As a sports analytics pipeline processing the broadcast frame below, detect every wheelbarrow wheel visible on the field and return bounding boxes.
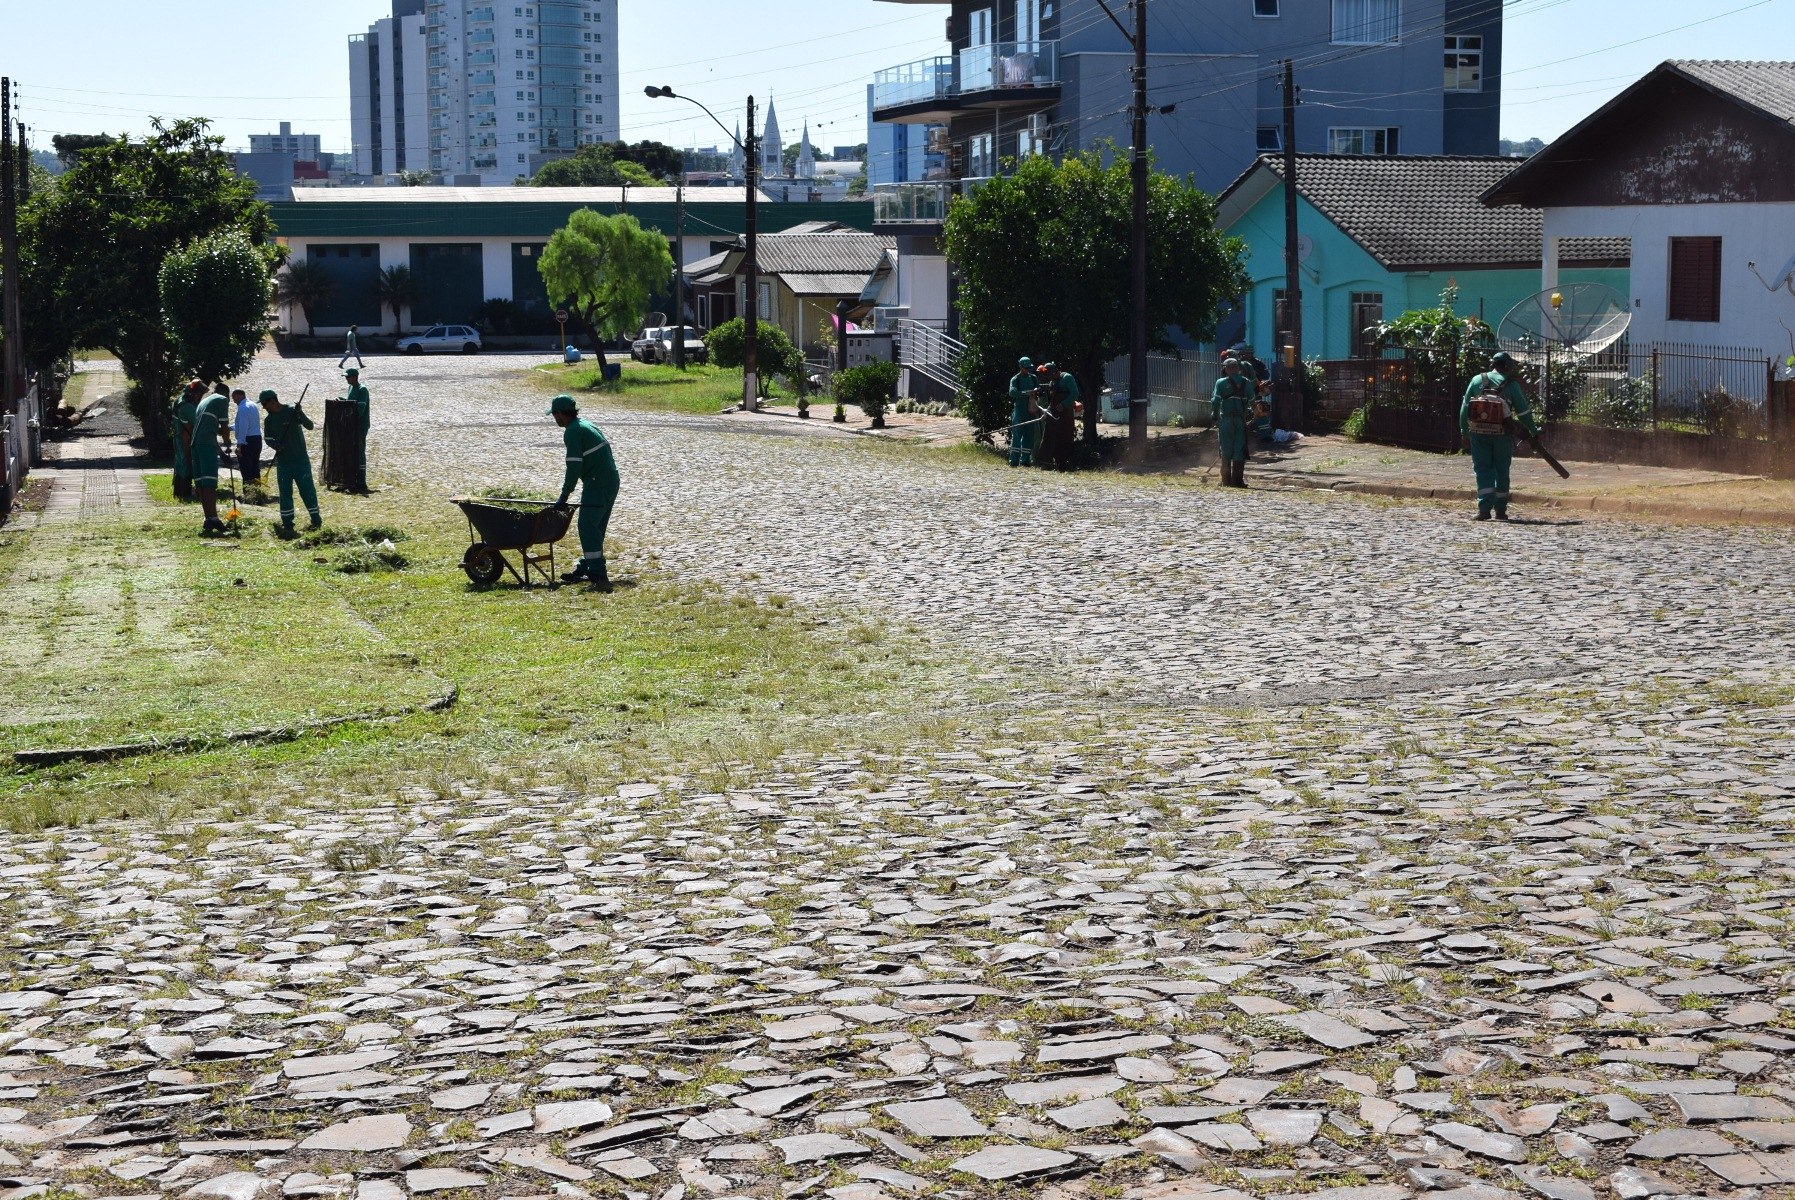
[461,543,504,586]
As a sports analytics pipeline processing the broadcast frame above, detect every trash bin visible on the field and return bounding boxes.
[321,398,364,491]
[601,363,622,383]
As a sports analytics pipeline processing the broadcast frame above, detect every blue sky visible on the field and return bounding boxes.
[13,0,1794,162]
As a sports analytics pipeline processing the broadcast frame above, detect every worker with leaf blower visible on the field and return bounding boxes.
[261,389,323,536]
[1460,350,1539,521]
[550,394,619,591]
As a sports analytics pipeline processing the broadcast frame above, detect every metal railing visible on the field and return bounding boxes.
[872,57,953,110]
[1097,352,1222,425]
[872,181,954,225]
[897,318,966,394]
[1,382,43,529]
[959,40,1060,94]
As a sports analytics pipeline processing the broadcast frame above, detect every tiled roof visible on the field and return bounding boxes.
[749,232,896,276]
[1227,155,1629,270]
[1670,60,1795,124]
[779,272,880,297]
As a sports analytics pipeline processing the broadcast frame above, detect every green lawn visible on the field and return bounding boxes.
[531,359,803,414]
[0,473,940,831]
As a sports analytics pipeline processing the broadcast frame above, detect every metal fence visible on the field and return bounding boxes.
[1,381,43,525]
[1097,351,1222,426]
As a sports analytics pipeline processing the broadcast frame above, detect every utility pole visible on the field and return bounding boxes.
[1278,59,1304,432]
[1,78,19,406]
[673,171,687,370]
[743,94,760,412]
[1126,0,1150,461]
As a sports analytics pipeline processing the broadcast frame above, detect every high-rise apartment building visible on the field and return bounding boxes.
[251,122,324,163]
[422,0,620,185]
[349,0,430,178]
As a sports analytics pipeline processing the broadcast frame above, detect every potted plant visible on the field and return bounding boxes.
[833,361,901,429]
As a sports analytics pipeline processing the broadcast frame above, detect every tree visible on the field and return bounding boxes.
[22,118,272,455]
[782,143,802,176]
[530,144,657,188]
[158,229,275,384]
[847,172,869,199]
[377,265,421,335]
[398,170,436,186]
[609,139,683,181]
[275,260,336,338]
[51,133,114,169]
[944,151,1249,443]
[705,317,803,391]
[537,209,673,369]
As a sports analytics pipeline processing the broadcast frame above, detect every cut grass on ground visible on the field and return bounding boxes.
[0,473,947,832]
[532,360,801,414]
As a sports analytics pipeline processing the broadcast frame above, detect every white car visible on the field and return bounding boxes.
[398,325,483,355]
[650,326,709,364]
[630,326,667,362]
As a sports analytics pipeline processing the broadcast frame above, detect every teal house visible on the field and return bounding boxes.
[1215,156,1630,360]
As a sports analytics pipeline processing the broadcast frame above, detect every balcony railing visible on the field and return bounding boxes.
[873,57,952,110]
[960,41,1059,94]
[872,181,953,225]
[873,41,1059,112]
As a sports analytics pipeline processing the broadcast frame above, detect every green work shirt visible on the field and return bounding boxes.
[264,405,314,465]
[192,394,227,443]
[345,383,371,435]
[1049,373,1079,415]
[561,418,619,499]
[1460,372,1538,437]
[172,395,200,468]
[1211,374,1255,421]
[1008,371,1039,415]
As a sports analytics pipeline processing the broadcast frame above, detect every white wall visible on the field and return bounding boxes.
[895,254,951,327]
[1544,201,1795,358]
[349,35,374,178]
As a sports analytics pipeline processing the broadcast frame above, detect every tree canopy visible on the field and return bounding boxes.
[529,141,677,187]
[158,229,276,385]
[943,151,1249,442]
[51,133,114,169]
[22,118,273,454]
[537,209,673,367]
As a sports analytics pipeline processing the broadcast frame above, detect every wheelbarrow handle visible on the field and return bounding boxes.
[451,495,579,507]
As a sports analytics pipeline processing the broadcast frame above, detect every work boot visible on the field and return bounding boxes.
[561,560,591,585]
[278,522,297,539]
[308,514,324,530]
[1475,509,1492,521]
[1495,509,1511,522]
[590,557,613,594]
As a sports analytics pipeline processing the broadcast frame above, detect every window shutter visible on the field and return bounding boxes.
[1668,237,1721,323]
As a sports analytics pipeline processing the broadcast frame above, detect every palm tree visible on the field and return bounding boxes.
[275,261,335,337]
[378,265,421,336]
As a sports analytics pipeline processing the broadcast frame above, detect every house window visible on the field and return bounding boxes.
[1332,0,1399,44]
[1350,292,1384,358]
[1256,126,1283,153]
[1255,0,1279,15]
[1445,35,1483,92]
[1329,126,1400,155]
[1668,236,1722,323]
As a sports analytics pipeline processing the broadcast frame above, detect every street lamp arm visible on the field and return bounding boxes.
[645,86,742,152]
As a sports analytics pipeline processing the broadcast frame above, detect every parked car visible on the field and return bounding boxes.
[630,325,667,362]
[398,325,483,355]
[647,326,708,364]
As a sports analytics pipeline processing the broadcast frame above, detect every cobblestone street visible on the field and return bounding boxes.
[3,354,1794,1200]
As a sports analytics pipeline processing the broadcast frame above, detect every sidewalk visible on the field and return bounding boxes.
[15,362,149,528]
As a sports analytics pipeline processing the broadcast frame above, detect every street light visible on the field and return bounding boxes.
[647,85,760,411]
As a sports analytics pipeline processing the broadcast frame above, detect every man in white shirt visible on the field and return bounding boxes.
[232,388,264,485]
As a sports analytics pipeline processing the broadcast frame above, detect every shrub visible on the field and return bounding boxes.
[1571,371,1652,430]
[703,318,803,389]
[1342,405,1369,442]
[834,361,901,421]
[1699,384,1752,437]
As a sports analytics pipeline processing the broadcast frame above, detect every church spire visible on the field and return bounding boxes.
[798,120,815,179]
[762,97,782,178]
[730,120,744,179]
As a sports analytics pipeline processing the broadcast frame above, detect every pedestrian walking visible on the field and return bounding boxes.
[338,324,365,370]
[1460,350,1539,521]
[549,394,620,591]
[1212,357,1254,488]
[171,381,203,501]
[1006,356,1041,467]
[343,367,371,492]
[232,388,263,485]
[260,389,323,535]
[1043,362,1079,472]
[189,384,232,535]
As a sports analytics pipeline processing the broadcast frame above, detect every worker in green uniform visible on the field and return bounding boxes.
[344,368,371,493]
[189,383,232,535]
[1460,350,1538,521]
[550,394,620,591]
[1006,356,1040,467]
[260,389,322,535]
[171,380,203,501]
[1044,362,1079,471]
[1211,357,1254,488]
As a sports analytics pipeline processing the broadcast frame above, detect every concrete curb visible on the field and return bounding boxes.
[1261,471,1795,527]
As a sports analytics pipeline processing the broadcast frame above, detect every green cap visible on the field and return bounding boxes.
[344,367,359,378]
[258,389,278,404]
[1491,351,1517,370]
[548,394,577,416]
[1018,356,1033,371]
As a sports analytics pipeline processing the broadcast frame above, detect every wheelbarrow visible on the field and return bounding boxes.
[452,496,576,587]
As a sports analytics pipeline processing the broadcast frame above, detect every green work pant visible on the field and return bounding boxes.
[1468,433,1513,514]
[577,479,618,562]
[190,440,219,489]
[1008,404,1037,466]
[277,456,321,527]
[1216,416,1248,463]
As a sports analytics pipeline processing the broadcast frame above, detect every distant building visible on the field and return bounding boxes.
[250,122,322,163]
[831,145,859,161]
[349,0,430,178]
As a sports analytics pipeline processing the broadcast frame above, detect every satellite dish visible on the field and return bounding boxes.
[1497,284,1631,362]
[1297,234,1315,263]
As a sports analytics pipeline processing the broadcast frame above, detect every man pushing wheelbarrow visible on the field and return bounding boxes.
[549,394,619,591]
